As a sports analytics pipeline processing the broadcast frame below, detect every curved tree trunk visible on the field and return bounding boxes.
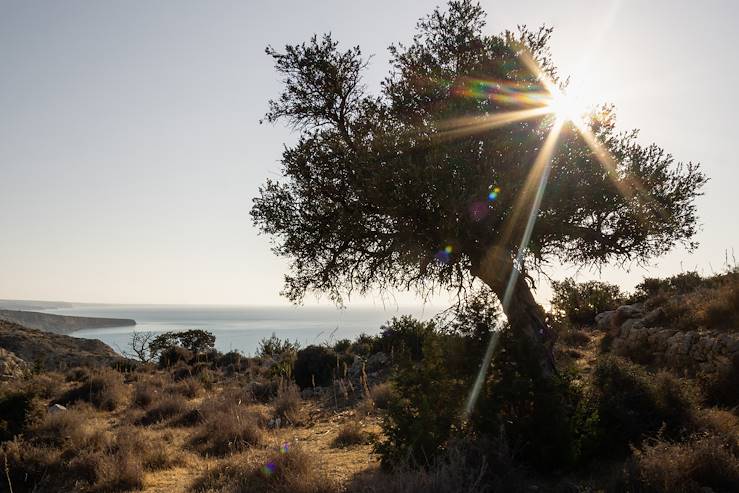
[472,247,557,379]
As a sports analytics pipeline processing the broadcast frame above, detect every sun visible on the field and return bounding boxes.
[545,82,594,129]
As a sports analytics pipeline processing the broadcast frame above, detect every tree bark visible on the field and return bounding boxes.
[472,247,557,379]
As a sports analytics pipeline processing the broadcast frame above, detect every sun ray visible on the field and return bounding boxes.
[463,118,565,419]
[434,107,551,141]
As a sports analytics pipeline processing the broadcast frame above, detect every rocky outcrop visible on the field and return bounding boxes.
[598,303,739,376]
[0,320,121,370]
[0,347,28,379]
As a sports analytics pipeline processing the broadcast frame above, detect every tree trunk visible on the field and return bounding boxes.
[472,247,557,379]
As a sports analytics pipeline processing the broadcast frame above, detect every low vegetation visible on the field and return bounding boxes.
[1,270,737,492]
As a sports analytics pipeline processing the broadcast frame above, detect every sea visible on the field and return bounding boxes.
[38,304,439,356]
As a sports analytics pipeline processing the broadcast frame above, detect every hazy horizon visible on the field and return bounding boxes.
[2,0,737,306]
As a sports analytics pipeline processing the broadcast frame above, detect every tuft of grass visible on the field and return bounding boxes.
[133,381,157,407]
[190,407,263,456]
[274,382,301,424]
[190,445,337,493]
[166,377,202,399]
[332,421,367,448]
[138,394,189,425]
[623,434,739,492]
[58,368,127,411]
[369,382,395,410]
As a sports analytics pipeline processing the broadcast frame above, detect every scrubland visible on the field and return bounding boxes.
[1,269,737,492]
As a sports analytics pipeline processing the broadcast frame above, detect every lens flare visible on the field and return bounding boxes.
[435,245,454,264]
[261,461,277,477]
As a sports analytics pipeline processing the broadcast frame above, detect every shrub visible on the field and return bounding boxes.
[58,369,127,411]
[133,382,157,407]
[369,382,395,410]
[191,408,263,456]
[550,278,624,326]
[701,354,739,407]
[65,367,91,382]
[158,346,193,368]
[0,390,44,442]
[634,271,706,299]
[591,355,700,453]
[275,382,301,424]
[349,333,379,356]
[191,445,337,493]
[24,372,65,400]
[1,438,61,491]
[348,441,520,493]
[166,378,202,399]
[376,316,436,362]
[250,378,279,403]
[30,407,89,447]
[257,333,300,359]
[333,339,352,353]
[622,434,739,492]
[293,345,337,389]
[377,330,470,467]
[472,330,598,470]
[138,394,189,425]
[332,421,366,448]
[216,350,244,368]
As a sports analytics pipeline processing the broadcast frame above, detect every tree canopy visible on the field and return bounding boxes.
[252,1,706,373]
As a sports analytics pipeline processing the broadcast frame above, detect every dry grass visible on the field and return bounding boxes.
[345,447,494,493]
[2,414,180,492]
[659,270,739,333]
[275,382,301,424]
[59,368,128,411]
[624,434,739,492]
[190,408,264,456]
[189,392,266,456]
[133,381,158,407]
[138,394,189,425]
[166,378,202,399]
[190,445,338,493]
[369,382,395,410]
[332,421,367,448]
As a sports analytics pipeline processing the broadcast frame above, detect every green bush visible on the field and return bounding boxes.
[257,333,300,359]
[591,355,699,454]
[376,316,436,362]
[332,339,352,353]
[293,345,337,389]
[472,329,598,470]
[377,330,470,467]
[349,333,379,356]
[0,390,44,443]
[550,278,624,326]
[377,301,597,472]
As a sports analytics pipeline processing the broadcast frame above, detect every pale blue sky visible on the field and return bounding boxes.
[1,0,737,306]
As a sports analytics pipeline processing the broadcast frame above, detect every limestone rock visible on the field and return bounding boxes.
[0,347,28,380]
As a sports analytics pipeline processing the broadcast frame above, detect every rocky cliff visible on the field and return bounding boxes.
[0,320,121,371]
[0,309,135,335]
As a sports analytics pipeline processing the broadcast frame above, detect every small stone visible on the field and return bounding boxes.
[48,404,67,414]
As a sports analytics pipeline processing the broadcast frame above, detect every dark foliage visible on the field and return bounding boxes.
[590,355,700,454]
[550,278,624,326]
[293,345,337,389]
[376,316,437,362]
[0,391,43,443]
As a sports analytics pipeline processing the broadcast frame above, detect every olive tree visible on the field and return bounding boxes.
[252,1,706,377]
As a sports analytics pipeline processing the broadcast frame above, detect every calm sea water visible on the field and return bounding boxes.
[42,305,437,356]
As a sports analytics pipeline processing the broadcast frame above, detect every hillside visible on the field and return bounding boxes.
[0,320,121,370]
[0,309,135,335]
